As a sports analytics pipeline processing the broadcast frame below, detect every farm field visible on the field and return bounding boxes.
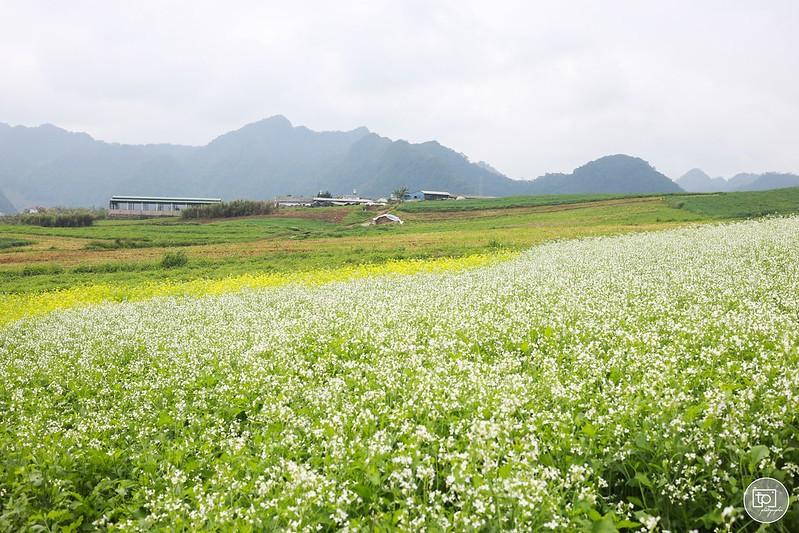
[4,1,797,530]
[0,195,695,297]
[2,189,799,530]
[2,189,799,300]
[0,192,722,322]
[1,216,798,530]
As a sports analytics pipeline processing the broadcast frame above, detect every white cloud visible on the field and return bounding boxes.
[0,0,796,179]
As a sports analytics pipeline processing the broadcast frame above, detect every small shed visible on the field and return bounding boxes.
[372,213,404,225]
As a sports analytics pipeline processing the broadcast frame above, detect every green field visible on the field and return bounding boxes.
[3,188,799,296]
[2,189,799,530]
[2,215,798,531]
[665,187,799,217]
[394,192,645,212]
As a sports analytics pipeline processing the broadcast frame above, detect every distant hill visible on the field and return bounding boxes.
[0,189,15,214]
[527,155,682,194]
[1,117,694,207]
[676,168,799,193]
[675,169,730,193]
[727,173,760,190]
[475,160,505,176]
[737,172,799,191]
[0,117,532,207]
[0,121,197,208]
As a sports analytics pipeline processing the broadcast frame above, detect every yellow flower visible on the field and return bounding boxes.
[0,251,516,326]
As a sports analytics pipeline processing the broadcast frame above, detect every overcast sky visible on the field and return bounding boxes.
[1,1,797,179]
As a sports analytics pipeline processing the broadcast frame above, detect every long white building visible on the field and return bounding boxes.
[108,196,222,217]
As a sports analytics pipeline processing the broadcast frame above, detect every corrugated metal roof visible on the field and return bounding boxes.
[110,196,222,203]
[313,197,375,204]
[274,196,315,202]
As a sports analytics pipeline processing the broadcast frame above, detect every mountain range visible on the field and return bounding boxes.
[0,117,532,209]
[0,115,740,211]
[676,168,799,193]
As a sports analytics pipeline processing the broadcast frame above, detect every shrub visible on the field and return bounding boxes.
[84,238,152,250]
[181,200,274,219]
[18,211,97,227]
[20,264,64,276]
[72,261,150,274]
[160,251,188,269]
[0,238,34,249]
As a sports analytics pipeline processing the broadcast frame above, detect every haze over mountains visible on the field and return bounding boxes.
[526,155,681,195]
[0,116,530,209]
[676,168,799,193]
[0,115,794,212]
[0,189,14,215]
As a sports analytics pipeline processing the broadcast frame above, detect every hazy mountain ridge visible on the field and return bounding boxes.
[526,155,682,194]
[675,169,730,193]
[0,116,699,208]
[0,189,15,214]
[676,168,799,193]
[0,117,532,207]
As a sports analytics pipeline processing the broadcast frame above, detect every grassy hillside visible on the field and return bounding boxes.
[399,186,799,216]
[395,193,643,212]
[666,186,799,218]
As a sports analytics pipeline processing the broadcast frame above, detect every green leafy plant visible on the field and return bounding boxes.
[160,251,188,268]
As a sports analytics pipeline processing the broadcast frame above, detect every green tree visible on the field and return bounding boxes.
[392,187,409,203]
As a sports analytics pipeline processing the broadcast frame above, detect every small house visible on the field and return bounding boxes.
[372,213,403,225]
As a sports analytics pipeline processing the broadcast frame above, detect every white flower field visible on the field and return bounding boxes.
[1,217,798,531]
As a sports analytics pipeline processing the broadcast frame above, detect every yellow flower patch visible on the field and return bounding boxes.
[0,251,516,326]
